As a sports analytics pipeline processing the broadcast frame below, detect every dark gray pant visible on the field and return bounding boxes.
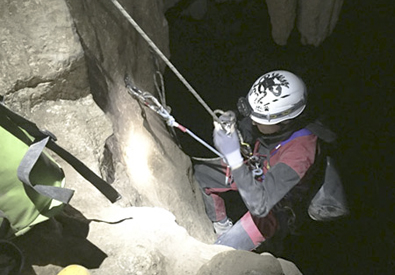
[194,158,278,251]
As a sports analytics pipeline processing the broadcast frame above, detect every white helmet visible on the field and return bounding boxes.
[238,70,307,125]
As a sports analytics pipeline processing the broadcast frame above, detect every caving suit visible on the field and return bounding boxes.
[194,117,333,250]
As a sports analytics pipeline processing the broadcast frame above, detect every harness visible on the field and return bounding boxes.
[269,128,312,156]
[224,128,313,184]
[248,128,313,179]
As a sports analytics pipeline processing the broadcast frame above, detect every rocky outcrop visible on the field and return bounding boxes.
[197,250,302,275]
[0,0,89,105]
[165,0,343,46]
[297,0,344,46]
[63,0,215,241]
[266,0,344,46]
[265,0,297,46]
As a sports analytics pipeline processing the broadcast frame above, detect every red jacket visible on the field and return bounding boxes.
[232,125,317,218]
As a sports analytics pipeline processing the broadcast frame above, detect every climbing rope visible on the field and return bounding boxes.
[110,0,222,126]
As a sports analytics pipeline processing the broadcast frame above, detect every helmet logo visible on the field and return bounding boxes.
[252,73,290,98]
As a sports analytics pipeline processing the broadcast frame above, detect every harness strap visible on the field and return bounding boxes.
[271,128,313,156]
[251,128,313,170]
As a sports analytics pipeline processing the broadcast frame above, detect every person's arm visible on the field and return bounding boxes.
[232,135,317,217]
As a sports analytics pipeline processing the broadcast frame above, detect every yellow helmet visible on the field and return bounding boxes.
[57,265,90,275]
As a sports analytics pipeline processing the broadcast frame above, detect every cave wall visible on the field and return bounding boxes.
[166,0,344,46]
[0,0,90,106]
[1,0,214,243]
[63,0,215,241]
[266,0,344,46]
[1,0,228,273]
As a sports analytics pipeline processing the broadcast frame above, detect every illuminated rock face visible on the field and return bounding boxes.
[0,0,220,274]
[1,0,213,236]
[63,0,214,242]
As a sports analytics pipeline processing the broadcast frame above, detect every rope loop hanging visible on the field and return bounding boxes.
[150,48,168,111]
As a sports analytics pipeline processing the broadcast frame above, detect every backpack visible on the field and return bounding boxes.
[268,124,349,237]
[0,101,121,238]
[305,122,349,222]
[307,155,349,222]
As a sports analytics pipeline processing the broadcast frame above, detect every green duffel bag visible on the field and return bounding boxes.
[0,113,73,237]
[0,101,121,238]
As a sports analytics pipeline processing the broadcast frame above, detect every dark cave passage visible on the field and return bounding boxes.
[164,0,392,274]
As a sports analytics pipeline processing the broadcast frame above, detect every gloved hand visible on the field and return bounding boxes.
[213,111,243,169]
[216,110,236,134]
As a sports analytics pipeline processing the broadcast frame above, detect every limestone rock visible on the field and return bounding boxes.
[86,206,232,275]
[197,250,282,275]
[164,0,343,46]
[197,250,303,275]
[297,0,344,46]
[265,0,343,46]
[27,95,114,217]
[163,0,183,11]
[1,0,220,273]
[64,0,215,243]
[182,0,208,20]
[0,0,89,102]
[266,0,298,46]
[14,206,231,275]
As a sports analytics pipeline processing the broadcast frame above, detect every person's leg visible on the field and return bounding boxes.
[215,211,278,251]
[194,158,237,222]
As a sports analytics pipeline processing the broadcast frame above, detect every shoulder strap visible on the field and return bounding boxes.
[279,128,312,147]
[271,128,313,156]
[0,103,121,203]
[17,136,74,204]
[306,120,337,143]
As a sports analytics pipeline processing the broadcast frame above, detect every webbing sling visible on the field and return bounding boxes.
[17,136,74,204]
[0,103,121,203]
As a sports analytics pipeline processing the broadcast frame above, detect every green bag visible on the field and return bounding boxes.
[0,101,121,238]
[0,114,72,237]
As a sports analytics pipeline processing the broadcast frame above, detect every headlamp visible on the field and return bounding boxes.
[237,97,306,122]
[237,97,251,117]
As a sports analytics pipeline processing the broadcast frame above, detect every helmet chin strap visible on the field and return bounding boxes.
[277,115,309,135]
[254,118,298,138]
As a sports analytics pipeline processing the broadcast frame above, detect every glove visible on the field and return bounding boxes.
[216,110,236,134]
[213,111,243,168]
